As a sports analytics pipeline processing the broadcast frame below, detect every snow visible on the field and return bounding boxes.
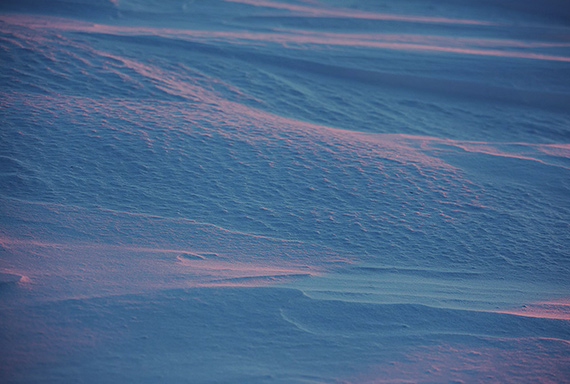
[1,0,569,382]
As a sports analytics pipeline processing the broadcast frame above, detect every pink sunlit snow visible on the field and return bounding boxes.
[1,0,569,383]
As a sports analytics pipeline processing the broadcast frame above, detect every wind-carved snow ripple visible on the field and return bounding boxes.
[1,16,569,285]
[1,7,570,384]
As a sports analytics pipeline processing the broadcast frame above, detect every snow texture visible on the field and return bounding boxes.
[1,0,569,383]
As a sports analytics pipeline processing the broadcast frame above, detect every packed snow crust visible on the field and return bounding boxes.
[1,0,569,383]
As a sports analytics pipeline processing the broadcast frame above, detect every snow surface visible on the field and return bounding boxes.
[1,0,569,382]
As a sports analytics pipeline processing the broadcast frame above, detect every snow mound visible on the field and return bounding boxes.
[0,272,23,285]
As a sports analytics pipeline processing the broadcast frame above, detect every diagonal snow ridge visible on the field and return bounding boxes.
[1,1,570,382]
[223,0,497,25]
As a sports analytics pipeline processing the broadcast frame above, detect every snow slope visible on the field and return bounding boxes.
[1,0,569,382]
